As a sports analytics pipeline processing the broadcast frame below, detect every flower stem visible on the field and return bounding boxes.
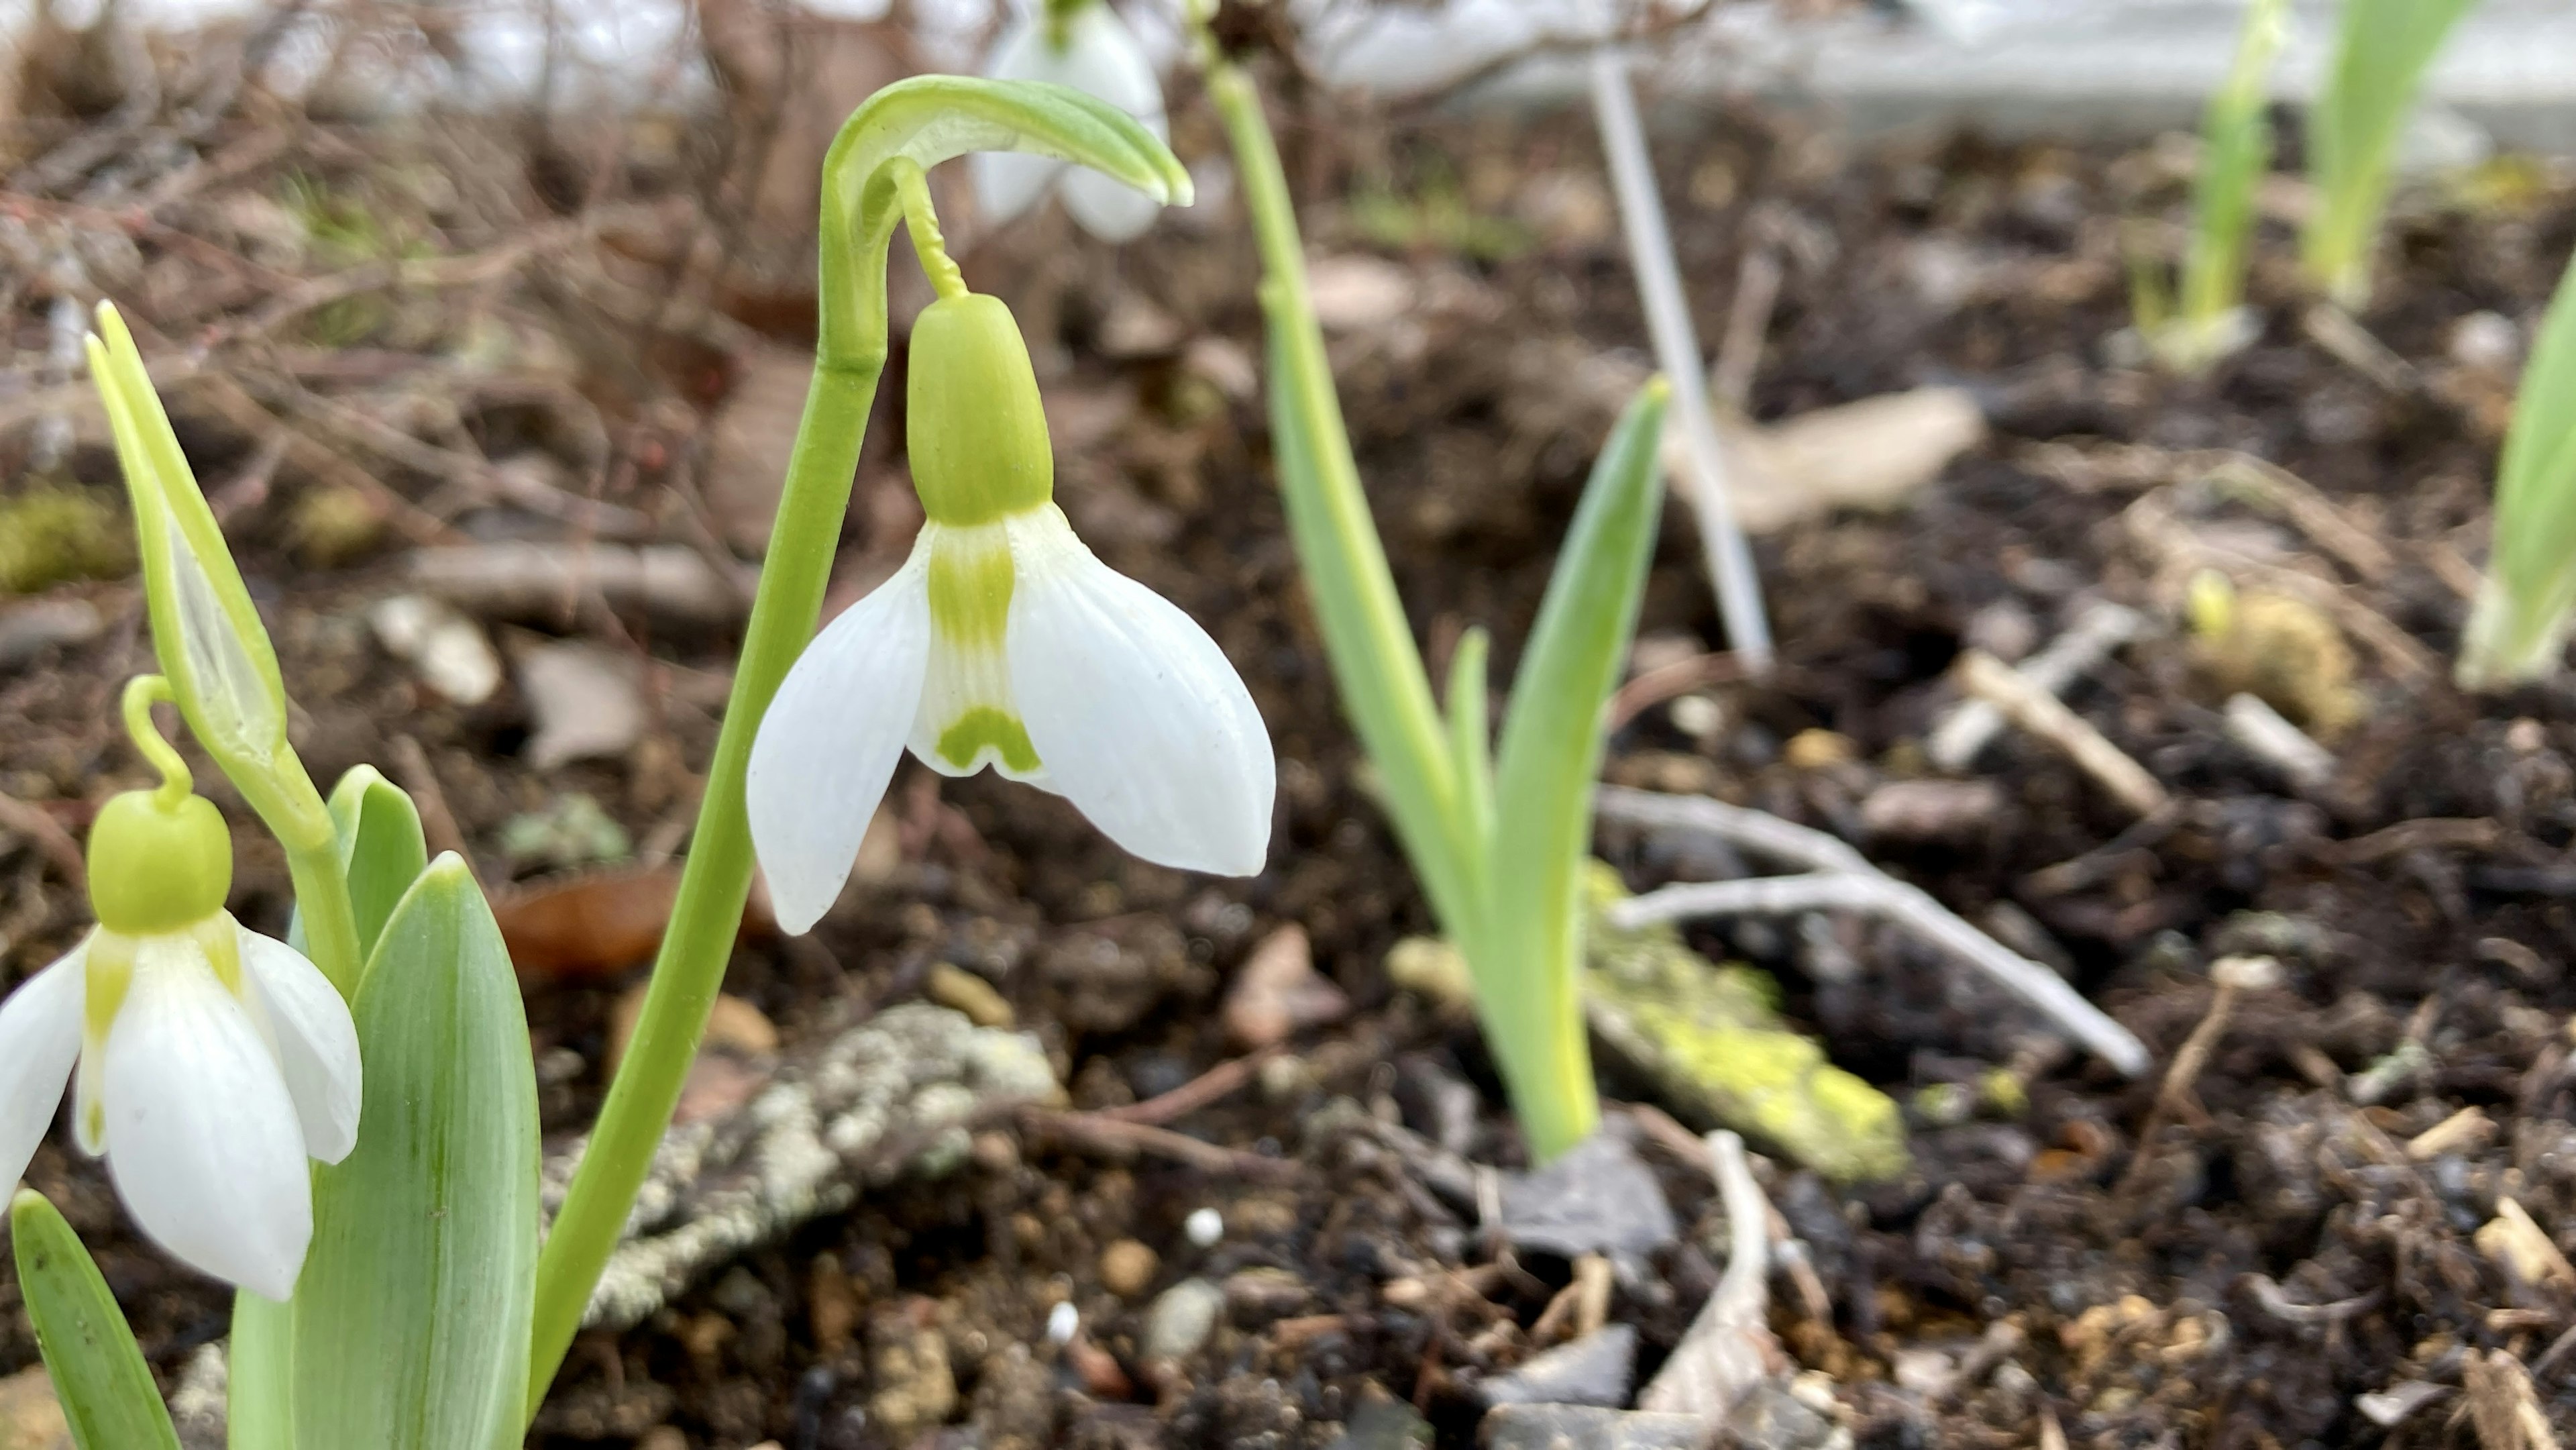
[890,159,968,303]
[119,676,191,809]
[522,338,881,1420]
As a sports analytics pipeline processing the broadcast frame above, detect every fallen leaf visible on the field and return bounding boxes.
[369,593,502,705]
[513,639,646,770]
[1222,924,1350,1048]
[1669,386,1987,534]
[1307,256,1417,332]
[493,865,680,981]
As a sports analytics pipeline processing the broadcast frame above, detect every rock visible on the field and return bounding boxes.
[513,639,646,770]
[368,593,502,705]
[1725,1380,1839,1450]
[1479,1403,1705,1450]
[0,1367,66,1450]
[1478,1325,1639,1408]
[1500,1134,1677,1263]
[1308,256,1418,331]
[926,963,1014,1029]
[1329,1400,1434,1450]
[1224,1267,1310,1318]
[1223,924,1352,1048]
[866,1299,957,1443]
[1860,779,2003,841]
[637,1431,687,1450]
[1141,1278,1226,1362]
[0,597,103,672]
[1099,1239,1159,1298]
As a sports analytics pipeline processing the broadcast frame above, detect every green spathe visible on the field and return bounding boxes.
[85,790,230,936]
[909,293,1054,526]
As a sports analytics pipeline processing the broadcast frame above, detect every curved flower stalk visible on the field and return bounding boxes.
[0,678,359,1301]
[975,0,1168,241]
[750,289,1273,931]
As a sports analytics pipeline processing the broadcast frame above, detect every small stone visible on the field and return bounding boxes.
[1480,1403,1704,1450]
[0,1367,66,1450]
[1222,924,1350,1048]
[1383,935,1472,1011]
[1781,728,1856,770]
[1185,1206,1224,1247]
[1860,778,2002,841]
[1327,1399,1433,1450]
[1223,1267,1309,1318]
[926,962,1014,1029]
[1099,1239,1159,1298]
[1478,1324,1638,1408]
[866,1300,956,1443]
[1046,1300,1080,1345]
[1499,1135,1677,1260]
[1725,1379,1839,1450]
[809,1254,859,1355]
[1141,1278,1226,1362]
[2451,310,2521,371]
[637,1431,688,1450]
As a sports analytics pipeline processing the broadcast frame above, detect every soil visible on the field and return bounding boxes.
[5,13,2576,1450]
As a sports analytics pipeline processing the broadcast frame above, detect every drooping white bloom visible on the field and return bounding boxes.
[0,916,360,1300]
[747,291,1274,934]
[974,0,1168,242]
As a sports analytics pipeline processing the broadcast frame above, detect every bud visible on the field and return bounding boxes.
[907,293,1055,527]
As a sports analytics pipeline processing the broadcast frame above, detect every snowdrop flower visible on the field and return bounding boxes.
[0,776,359,1300]
[974,0,1167,242]
[749,290,1274,933]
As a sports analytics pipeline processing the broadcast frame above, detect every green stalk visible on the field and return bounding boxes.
[523,77,1187,1411]
[1207,61,1477,931]
[2302,0,2480,309]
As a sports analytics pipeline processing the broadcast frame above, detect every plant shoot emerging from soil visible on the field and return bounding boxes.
[2130,0,2285,374]
[1189,10,1674,1163]
[2460,244,2576,688]
[2301,0,2480,309]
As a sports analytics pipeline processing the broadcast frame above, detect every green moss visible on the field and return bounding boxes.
[0,485,130,594]
[1582,862,1910,1182]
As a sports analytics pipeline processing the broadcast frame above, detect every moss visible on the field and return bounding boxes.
[1583,862,1910,1182]
[0,485,129,594]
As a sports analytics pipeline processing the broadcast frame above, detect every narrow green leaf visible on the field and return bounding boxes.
[2462,243,2576,686]
[289,853,539,1450]
[324,766,429,965]
[2303,0,2481,306]
[1482,379,1673,1161]
[2167,0,2286,360]
[8,1191,182,1450]
[1445,626,1494,862]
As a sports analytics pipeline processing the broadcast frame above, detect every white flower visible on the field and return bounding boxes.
[747,501,1275,933]
[974,1,1168,242]
[0,916,361,1300]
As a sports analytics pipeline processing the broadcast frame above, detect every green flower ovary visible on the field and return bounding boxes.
[86,788,232,936]
[907,293,1055,528]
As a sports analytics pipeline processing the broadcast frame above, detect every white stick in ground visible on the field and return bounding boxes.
[1586,39,1774,676]
[2223,692,2337,792]
[1928,601,2145,772]
[1596,786,2153,1077]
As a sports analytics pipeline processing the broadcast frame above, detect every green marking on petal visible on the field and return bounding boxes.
[936,707,1042,773]
[928,532,1014,646]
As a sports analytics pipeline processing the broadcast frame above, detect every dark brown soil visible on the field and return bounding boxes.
[5,13,2576,1449]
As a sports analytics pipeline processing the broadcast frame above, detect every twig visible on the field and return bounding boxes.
[1711,246,1781,409]
[2223,692,2337,791]
[1639,1130,1780,1419]
[1927,601,2145,772]
[2299,303,2418,397]
[2333,817,2503,864]
[1597,787,2152,1076]
[1021,1109,1301,1183]
[1954,648,2170,819]
[2241,1274,2382,1326]
[2118,955,2279,1194]
[2465,1348,2562,1450]
[1605,651,1748,732]
[1095,1047,1280,1126]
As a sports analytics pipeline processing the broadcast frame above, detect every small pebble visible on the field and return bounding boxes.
[1046,1300,1080,1345]
[1185,1206,1224,1247]
[2451,309,2522,370]
[925,962,1014,1028]
[1099,1239,1159,1298]
[1141,1278,1225,1361]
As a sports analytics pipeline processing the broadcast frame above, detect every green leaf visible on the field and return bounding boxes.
[2302,0,2480,305]
[2166,0,2286,362]
[288,853,540,1450]
[1481,379,1673,1161]
[324,766,429,966]
[1445,626,1495,861]
[7,1191,182,1450]
[817,76,1189,368]
[2462,243,2576,686]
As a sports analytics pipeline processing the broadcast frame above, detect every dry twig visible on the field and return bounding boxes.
[1954,648,2169,819]
[1926,600,2145,772]
[1638,1131,1781,1419]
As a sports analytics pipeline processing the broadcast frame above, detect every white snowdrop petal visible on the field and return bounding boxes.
[973,150,1064,231]
[237,925,362,1165]
[747,546,936,935]
[102,938,313,1300]
[1060,169,1164,244]
[1004,507,1275,876]
[0,943,86,1188]
[1057,5,1166,123]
